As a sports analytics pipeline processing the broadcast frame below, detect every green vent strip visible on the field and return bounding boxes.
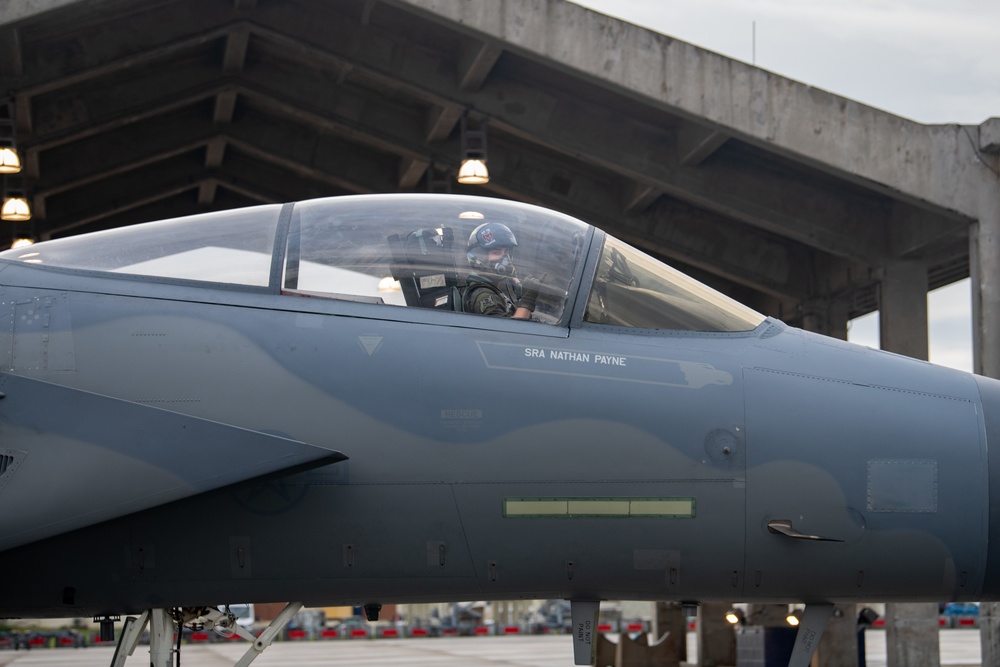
[504,497,695,519]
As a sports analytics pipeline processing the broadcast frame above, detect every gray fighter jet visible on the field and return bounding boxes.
[0,193,994,667]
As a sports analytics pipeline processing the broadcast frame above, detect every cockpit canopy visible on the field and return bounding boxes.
[0,194,765,332]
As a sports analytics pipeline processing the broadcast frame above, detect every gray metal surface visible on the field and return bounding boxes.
[0,194,997,667]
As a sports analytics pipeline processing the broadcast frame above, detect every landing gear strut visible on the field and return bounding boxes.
[109,602,303,667]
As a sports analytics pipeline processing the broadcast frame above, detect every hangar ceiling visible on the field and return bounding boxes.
[0,0,973,327]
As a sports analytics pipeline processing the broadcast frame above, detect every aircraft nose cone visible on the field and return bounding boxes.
[975,374,1000,599]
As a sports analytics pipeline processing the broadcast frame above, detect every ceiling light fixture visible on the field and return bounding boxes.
[1,194,31,222]
[1,102,30,221]
[0,107,20,174]
[457,114,489,185]
[0,147,20,174]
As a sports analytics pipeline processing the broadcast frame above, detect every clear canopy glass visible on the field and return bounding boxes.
[0,194,766,332]
[584,235,766,332]
[283,194,589,324]
[0,205,282,286]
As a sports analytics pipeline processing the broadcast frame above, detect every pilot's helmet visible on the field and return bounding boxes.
[467,222,517,276]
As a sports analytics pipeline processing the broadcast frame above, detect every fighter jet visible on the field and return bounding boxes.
[0,193,994,667]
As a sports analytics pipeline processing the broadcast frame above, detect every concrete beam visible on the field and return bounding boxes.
[458,38,502,91]
[8,0,890,306]
[622,182,660,215]
[48,186,262,239]
[33,106,217,192]
[361,0,377,25]
[17,6,956,268]
[24,66,424,172]
[981,117,1000,154]
[197,180,217,204]
[43,153,209,235]
[213,88,239,124]
[15,22,232,115]
[222,25,250,74]
[205,163,311,203]
[225,116,400,193]
[27,69,857,301]
[21,63,223,140]
[248,11,904,262]
[0,0,82,26]
[426,104,462,142]
[477,137,825,299]
[676,121,728,167]
[204,137,227,168]
[398,156,430,188]
[212,148,353,201]
[391,0,986,223]
[21,80,220,154]
[42,144,350,237]
[11,3,235,89]
[0,27,22,77]
[889,201,969,259]
[33,106,383,234]
[237,82,434,163]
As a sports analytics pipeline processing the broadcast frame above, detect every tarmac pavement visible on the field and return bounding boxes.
[0,630,985,666]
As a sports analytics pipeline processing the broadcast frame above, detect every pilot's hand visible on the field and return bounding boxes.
[517,273,546,312]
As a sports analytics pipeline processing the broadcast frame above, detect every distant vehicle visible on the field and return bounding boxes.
[226,604,254,628]
[942,602,979,616]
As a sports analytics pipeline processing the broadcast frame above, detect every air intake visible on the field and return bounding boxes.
[0,450,25,492]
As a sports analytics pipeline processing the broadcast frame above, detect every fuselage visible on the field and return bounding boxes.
[0,194,995,618]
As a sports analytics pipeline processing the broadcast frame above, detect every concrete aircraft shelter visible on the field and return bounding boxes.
[2,0,1000,362]
[3,1,1000,664]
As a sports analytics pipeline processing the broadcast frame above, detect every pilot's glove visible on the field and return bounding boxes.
[516,274,546,312]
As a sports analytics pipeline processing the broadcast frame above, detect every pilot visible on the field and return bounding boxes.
[463,222,541,319]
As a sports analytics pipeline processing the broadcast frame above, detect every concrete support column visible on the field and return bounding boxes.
[494,600,531,629]
[696,603,735,667]
[884,603,940,667]
[982,605,1000,667]
[404,603,432,626]
[878,259,938,667]
[879,260,929,360]
[974,117,1000,666]
[653,601,686,662]
[801,300,850,340]
[973,118,1000,375]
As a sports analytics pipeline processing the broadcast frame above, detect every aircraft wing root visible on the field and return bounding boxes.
[0,373,344,552]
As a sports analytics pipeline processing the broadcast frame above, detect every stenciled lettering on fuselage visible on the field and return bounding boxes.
[476,341,732,389]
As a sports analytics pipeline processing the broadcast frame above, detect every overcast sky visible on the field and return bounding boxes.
[572,0,998,371]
